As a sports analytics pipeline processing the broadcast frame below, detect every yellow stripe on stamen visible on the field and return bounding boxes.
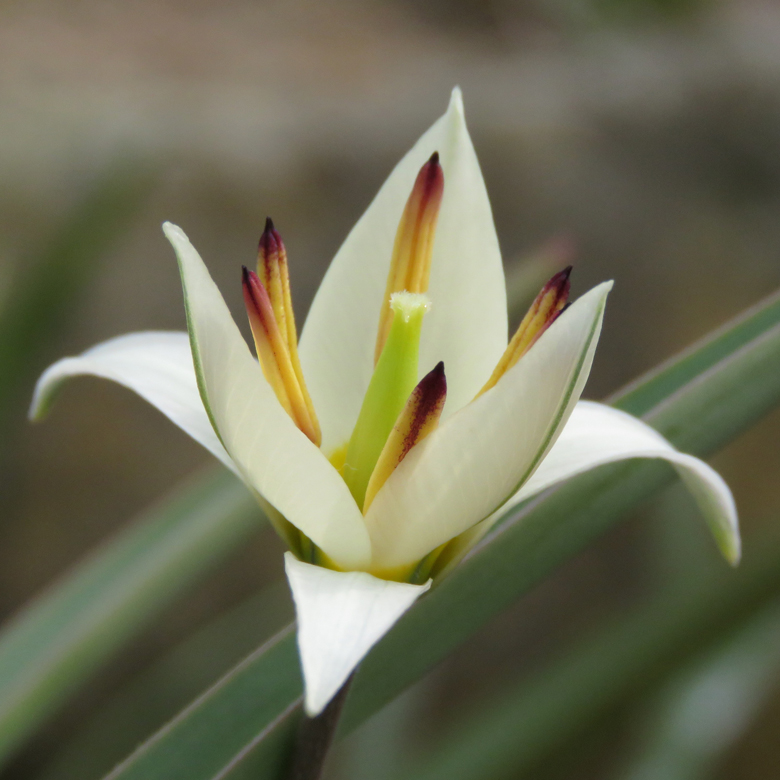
[256,220,321,445]
[374,152,444,365]
[363,361,447,514]
[477,266,572,398]
[242,266,321,446]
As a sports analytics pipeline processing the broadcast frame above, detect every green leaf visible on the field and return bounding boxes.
[102,289,780,780]
[0,468,262,764]
[612,598,780,780]
[387,528,780,780]
[40,581,293,780]
[611,287,780,416]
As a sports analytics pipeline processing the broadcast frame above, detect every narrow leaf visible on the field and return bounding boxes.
[40,582,293,780]
[386,529,780,780]
[0,468,262,764]
[613,599,780,780]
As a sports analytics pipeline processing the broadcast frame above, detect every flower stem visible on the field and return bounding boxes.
[287,676,353,780]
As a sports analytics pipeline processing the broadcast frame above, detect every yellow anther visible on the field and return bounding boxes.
[375,152,444,364]
[478,266,572,397]
[257,219,321,441]
[363,361,447,513]
[242,265,321,446]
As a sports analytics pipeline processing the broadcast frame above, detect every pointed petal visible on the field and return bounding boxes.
[284,553,430,716]
[505,401,740,563]
[365,282,612,574]
[30,331,238,474]
[299,88,507,453]
[163,223,371,570]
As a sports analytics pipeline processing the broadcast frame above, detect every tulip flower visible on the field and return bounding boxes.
[31,88,738,719]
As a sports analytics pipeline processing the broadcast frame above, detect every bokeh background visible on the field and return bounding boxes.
[1,0,780,778]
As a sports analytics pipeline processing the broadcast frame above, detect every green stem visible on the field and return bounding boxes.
[287,676,354,780]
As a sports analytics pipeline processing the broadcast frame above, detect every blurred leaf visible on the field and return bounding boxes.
[613,599,780,780]
[610,288,780,416]
[100,291,780,780]
[334,680,433,780]
[0,467,262,765]
[385,530,780,780]
[40,581,293,780]
[0,163,154,424]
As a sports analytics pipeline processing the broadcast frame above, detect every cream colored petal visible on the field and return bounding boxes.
[285,553,430,716]
[432,400,741,579]
[499,401,740,563]
[365,282,612,574]
[29,331,237,474]
[164,223,371,570]
[299,88,507,453]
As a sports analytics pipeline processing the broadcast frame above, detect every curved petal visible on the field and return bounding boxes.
[163,223,371,570]
[507,401,740,563]
[29,331,237,474]
[365,282,612,574]
[284,553,430,716]
[299,88,507,453]
[432,400,741,579]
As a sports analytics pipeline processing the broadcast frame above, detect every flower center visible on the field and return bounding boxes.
[242,152,571,528]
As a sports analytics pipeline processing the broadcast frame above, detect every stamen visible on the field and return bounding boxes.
[363,361,447,513]
[242,267,321,446]
[374,152,444,364]
[257,219,320,439]
[345,292,430,509]
[477,266,572,397]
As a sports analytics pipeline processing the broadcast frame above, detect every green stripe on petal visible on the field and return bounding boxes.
[163,222,372,571]
[364,282,612,574]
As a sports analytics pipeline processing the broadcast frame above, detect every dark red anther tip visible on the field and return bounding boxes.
[419,361,447,396]
[549,265,572,285]
[259,217,280,254]
[546,266,572,299]
[242,265,264,296]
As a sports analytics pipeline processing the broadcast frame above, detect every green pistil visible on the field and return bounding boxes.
[344,292,429,509]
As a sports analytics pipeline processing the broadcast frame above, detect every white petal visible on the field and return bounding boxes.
[164,223,371,570]
[365,282,612,573]
[29,331,237,474]
[299,88,507,453]
[433,400,741,579]
[285,552,430,716]
[507,400,740,563]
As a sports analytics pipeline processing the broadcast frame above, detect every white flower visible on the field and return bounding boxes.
[31,88,739,717]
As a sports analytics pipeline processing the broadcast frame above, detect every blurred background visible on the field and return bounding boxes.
[1,0,780,778]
